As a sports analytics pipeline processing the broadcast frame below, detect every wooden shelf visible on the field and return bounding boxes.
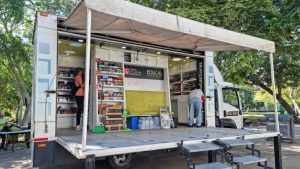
[182,78,197,83]
[57,76,74,80]
[57,114,76,117]
[57,89,71,92]
[95,58,125,133]
[170,81,181,85]
[106,118,123,121]
[99,72,123,76]
[127,114,159,117]
[98,100,124,102]
[171,92,181,94]
[105,124,123,127]
[99,65,120,69]
[106,112,122,115]
[57,102,76,104]
[102,85,124,88]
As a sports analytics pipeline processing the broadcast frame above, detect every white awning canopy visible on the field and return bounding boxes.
[61,0,275,53]
[60,0,279,151]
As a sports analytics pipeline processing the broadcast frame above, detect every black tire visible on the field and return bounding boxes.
[108,153,135,169]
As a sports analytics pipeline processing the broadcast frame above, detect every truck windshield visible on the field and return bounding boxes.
[222,88,239,109]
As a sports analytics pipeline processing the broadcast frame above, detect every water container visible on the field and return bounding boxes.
[154,117,160,129]
[140,117,146,130]
[149,117,154,129]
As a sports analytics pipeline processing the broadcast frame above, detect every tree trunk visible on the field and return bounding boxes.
[17,96,24,124]
[21,94,31,126]
[253,81,298,120]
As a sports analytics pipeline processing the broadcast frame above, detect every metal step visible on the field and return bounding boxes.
[190,162,232,169]
[215,139,254,147]
[233,155,267,165]
[182,142,221,153]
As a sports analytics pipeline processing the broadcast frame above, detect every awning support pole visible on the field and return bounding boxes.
[82,7,92,151]
[270,52,279,132]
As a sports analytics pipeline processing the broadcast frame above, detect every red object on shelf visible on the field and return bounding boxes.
[96,70,100,75]
[115,77,123,80]
[124,68,129,74]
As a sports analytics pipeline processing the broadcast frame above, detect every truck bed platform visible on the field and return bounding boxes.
[56,127,278,159]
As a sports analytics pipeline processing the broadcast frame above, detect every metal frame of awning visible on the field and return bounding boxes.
[64,0,279,156]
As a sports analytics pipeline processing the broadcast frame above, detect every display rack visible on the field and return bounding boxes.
[170,73,181,94]
[95,59,125,132]
[57,66,77,114]
[169,70,197,95]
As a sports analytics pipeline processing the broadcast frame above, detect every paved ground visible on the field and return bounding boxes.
[1,126,300,169]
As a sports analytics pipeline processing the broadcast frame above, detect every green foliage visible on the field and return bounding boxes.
[0,0,30,119]
[130,0,299,116]
[0,0,81,123]
[30,0,81,16]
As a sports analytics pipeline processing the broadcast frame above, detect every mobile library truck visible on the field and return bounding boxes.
[32,0,281,169]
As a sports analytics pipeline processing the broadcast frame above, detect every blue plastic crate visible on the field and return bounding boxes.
[127,117,139,129]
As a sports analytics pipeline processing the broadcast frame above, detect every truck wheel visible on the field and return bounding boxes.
[108,153,135,169]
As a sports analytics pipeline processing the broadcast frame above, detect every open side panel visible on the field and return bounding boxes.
[204,52,215,127]
[32,12,58,167]
[32,12,58,140]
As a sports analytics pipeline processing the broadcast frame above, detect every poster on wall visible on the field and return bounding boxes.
[124,65,164,80]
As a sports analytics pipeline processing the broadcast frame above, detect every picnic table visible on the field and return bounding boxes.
[0,129,31,151]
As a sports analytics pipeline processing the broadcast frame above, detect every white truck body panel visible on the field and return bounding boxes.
[32,12,58,139]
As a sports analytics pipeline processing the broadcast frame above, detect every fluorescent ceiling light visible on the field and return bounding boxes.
[156,51,161,55]
[69,42,82,47]
[186,56,190,59]
[64,50,76,54]
[122,46,127,49]
[172,57,181,61]
[78,39,84,43]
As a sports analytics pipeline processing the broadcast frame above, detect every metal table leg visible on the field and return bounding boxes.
[208,150,216,163]
[4,133,8,151]
[274,134,282,169]
[85,154,95,169]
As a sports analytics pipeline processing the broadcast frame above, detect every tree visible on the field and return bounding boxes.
[214,0,300,119]
[0,0,81,125]
[131,0,300,119]
[0,0,32,124]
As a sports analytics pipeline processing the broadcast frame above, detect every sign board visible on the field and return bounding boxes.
[124,65,164,80]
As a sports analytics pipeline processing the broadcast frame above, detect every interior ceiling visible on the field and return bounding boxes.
[58,36,191,68]
[58,39,86,57]
[168,57,193,67]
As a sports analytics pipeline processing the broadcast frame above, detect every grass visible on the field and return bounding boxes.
[243,112,270,121]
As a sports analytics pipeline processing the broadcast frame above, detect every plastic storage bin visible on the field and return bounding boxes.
[92,125,105,133]
[127,116,140,129]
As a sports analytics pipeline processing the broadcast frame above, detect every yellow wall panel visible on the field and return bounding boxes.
[125,90,166,115]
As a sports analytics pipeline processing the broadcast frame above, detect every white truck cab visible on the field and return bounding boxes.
[214,65,243,129]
